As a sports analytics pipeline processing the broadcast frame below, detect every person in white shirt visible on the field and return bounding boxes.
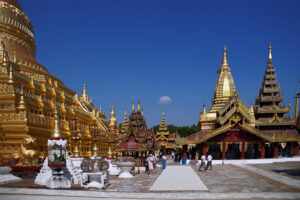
[147,154,154,175]
[204,154,212,171]
[199,154,206,171]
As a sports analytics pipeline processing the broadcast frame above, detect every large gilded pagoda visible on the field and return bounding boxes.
[0,0,117,165]
[198,46,236,131]
[155,108,180,153]
[182,46,300,160]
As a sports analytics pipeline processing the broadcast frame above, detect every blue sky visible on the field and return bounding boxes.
[20,0,300,127]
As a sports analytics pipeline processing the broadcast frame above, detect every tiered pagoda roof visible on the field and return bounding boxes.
[155,108,180,149]
[157,107,169,135]
[117,101,155,152]
[254,45,293,127]
[129,101,147,132]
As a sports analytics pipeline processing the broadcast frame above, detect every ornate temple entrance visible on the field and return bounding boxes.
[207,143,222,160]
[244,143,260,159]
[225,143,241,159]
[278,142,292,158]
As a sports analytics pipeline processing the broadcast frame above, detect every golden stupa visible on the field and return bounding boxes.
[0,0,118,164]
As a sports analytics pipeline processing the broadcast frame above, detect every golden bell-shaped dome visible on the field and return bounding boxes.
[0,0,36,60]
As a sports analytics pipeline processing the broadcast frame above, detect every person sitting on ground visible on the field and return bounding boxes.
[204,154,212,171]
[199,154,206,171]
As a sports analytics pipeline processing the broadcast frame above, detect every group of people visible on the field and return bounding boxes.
[198,154,213,172]
[145,153,168,175]
[144,151,213,174]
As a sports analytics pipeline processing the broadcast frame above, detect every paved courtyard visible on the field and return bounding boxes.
[0,161,300,199]
[150,166,208,191]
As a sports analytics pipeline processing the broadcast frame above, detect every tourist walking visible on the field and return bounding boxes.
[204,154,212,171]
[162,154,166,169]
[171,151,175,161]
[147,154,154,174]
[199,154,206,171]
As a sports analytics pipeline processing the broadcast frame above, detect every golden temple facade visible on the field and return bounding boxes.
[184,45,299,160]
[0,0,118,164]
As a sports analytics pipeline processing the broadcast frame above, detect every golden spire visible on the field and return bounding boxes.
[141,107,144,116]
[202,104,206,115]
[124,106,127,121]
[132,101,135,113]
[208,46,236,114]
[268,44,272,64]
[99,104,102,113]
[158,106,168,132]
[221,45,229,68]
[109,104,117,130]
[81,82,88,102]
[50,103,62,138]
[111,104,115,115]
[138,100,141,112]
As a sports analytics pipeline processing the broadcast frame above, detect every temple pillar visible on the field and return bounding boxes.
[273,143,279,158]
[222,141,226,160]
[241,140,245,159]
[260,142,265,159]
[202,143,207,157]
[292,142,299,157]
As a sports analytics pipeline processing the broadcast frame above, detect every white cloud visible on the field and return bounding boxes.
[158,96,172,104]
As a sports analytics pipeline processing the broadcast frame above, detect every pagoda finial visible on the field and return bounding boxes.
[81,82,88,102]
[202,104,206,115]
[268,44,272,64]
[162,106,165,119]
[50,103,62,139]
[141,107,144,116]
[109,104,117,130]
[111,104,115,115]
[132,101,135,113]
[137,100,141,112]
[124,106,127,120]
[222,45,228,66]
[99,104,102,112]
